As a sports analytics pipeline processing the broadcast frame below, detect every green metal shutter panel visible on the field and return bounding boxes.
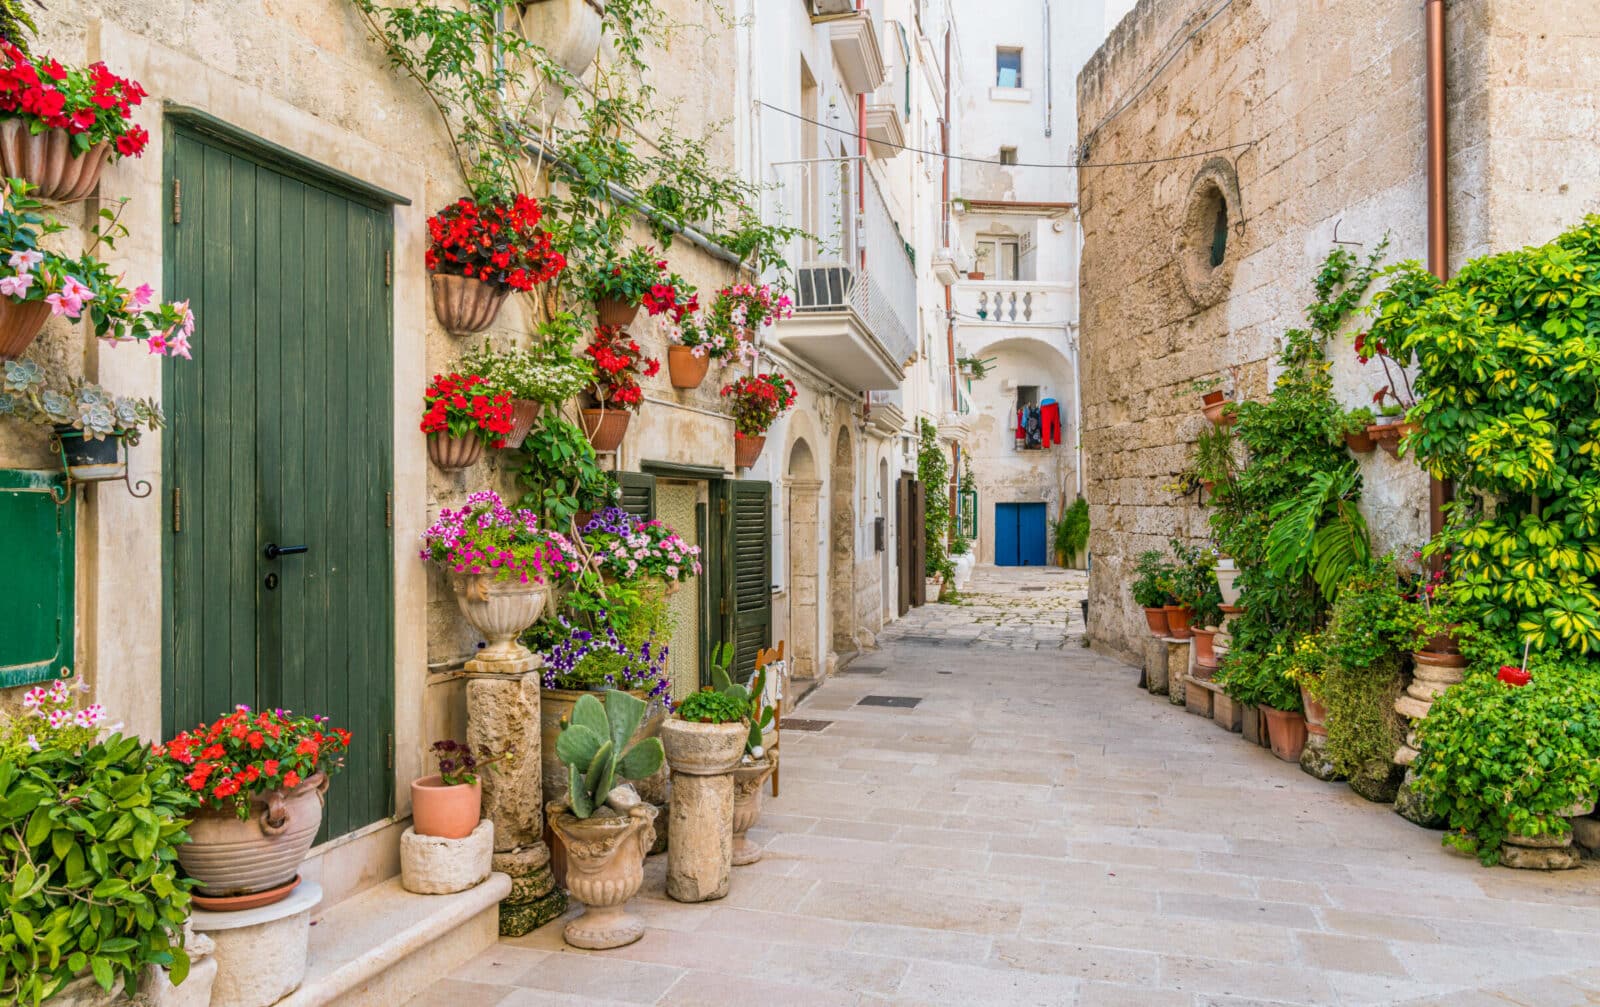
[727,479,772,677]
[0,470,73,688]
[616,471,656,520]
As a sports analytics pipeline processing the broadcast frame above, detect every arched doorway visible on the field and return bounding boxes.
[786,438,821,680]
[829,425,856,669]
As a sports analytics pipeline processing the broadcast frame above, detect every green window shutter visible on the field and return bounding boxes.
[617,471,656,520]
[726,479,772,678]
[0,470,74,688]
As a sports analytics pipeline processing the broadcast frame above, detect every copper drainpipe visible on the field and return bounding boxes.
[1425,0,1450,542]
[942,26,960,534]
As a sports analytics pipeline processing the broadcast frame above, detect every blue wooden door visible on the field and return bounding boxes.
[995,503,1019,566]
[1019,503,1048,566]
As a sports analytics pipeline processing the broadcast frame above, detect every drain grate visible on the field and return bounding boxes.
[857,695,923,709]
[783,718,833,732]
[1019,586,1049,592]
[842,665,886,675]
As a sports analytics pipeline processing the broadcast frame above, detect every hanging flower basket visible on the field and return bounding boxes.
[1367,421,1416,459]
[734,432,766,469]
[505,399,542,449]
[430,274,509,335]
[580,408,630,452]
[0,48,149,203]
[0,123,113,203]
[426,194,563,334]
[667,345,710,389]
[0,294,52,359]
[428,431,483,470]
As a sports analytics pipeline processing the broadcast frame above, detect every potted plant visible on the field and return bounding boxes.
[413,739,514,840]
[0,44,149,201]
[419,370,516,470]
[426,193,565,334]
[1255,648,1308,763]
[546,690,664,949]
[1052,496,1089,568]
[579,324,655,452]
[720,370,797,469]
[2,681,199,1006]
[1171,542,1222,669]
[423,490,574,666]
[580,505,704,590]
[1341,405,1377,453]
[1131,548,1176,637]
[453,329,590,449]
[159,707,349,909]
[1286,633,1330,737]
[2,365,163,480]
[662,687,749,903]
[1214,553,1242,606]
[584,245,669,328]
[708,645,778,866]
[510,415,620,527]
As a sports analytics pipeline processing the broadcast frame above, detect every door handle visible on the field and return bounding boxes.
[264,543,309,560]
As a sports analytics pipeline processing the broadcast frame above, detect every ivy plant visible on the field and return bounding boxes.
[917,418,954,585]
[513,416,618,525]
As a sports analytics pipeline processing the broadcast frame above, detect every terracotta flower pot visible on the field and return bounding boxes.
[505,399,542,449]
[540,688,663,806]
[1203,400,1235,426]
[450,573,546,664]
[595,296,640,329]
[1301,687,1329,737]
[0,121,113,202]
[0,294,52,360]
[179,773,328,901]
[411,775,482,840]
[427,431,484,470]
[1165,605,1193,639]
[1413,649,1466,672]
[1422,627,1460,655]
[1261,706,1308,763]
[1142,606,1171,637]
[1345,429,1377,454]
[1367,421,1416,459]
[661,718,748,776]
[667,345,710,389]
[579,408,630,452]
[1201,390,1226,408]
[732,755,777,866]
[547,803,658,949]
[1191,626,1218,667]
[734,433,766,469]
[430,273,509,335]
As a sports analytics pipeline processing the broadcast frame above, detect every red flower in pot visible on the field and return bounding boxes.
[1496,665,1531,687]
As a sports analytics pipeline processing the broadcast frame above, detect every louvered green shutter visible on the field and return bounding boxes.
[726,480,772,677]
[617,471,656,520]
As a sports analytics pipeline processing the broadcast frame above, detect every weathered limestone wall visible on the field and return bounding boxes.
[1075,0,1516,663]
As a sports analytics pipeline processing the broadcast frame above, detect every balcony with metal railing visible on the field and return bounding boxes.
[768,156,919,392]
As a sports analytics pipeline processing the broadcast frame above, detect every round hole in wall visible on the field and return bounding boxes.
[1177,157,1242,307]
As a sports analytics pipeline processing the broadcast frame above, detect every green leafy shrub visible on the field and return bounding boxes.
[917,418,954,582]
[1215,643,1302,712]
[1053,497,1090,561]
[1413,659,1600,864]
[1130,549,1175,609]
[1321,559,1411,777]
[1168,540,1222,627]
[675,691,747,725]
[514,416,618,525]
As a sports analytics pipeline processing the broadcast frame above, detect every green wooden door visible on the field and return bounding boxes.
[724,480,772,678]
[162,128,394,840]
[0,470,73,688]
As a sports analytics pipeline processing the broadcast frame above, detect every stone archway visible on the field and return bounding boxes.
[786,437,821,681]
[828,424,856,669]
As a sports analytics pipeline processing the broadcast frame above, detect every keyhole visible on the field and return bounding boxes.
[264,573,279,591]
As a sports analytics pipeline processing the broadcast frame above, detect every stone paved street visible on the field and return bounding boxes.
[409,567,1599,1006]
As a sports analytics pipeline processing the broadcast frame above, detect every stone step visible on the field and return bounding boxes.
[275,872,510,1007]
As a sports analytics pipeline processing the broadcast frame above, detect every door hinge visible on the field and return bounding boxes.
[720,596,730,616]
[386,732,394,770]
[719,498,728,516]
[172,178,182,225]
[172,487,181,533]
[384,250,392,287]
[385,491,392,529]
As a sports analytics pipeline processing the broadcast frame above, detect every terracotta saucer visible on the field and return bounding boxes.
[192,875,301,912]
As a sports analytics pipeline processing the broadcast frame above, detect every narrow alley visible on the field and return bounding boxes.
[407,568,1600,1007]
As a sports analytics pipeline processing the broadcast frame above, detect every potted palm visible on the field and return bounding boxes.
[422,490,575,668]
[426,193,565,334]
[158,708,349,910]
[412,739,514,840]
[418,370,516,470]
[0,44,150,201]
[453,325,591,449]
[720,371,797,469]
[1052,496,1090,568]
[547,690,664,949]
[579,324,656,452]
[584,245,669,328]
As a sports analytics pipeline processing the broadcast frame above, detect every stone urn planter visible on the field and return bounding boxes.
[731,754,777,866]
[505,399,542,449]
[1261,706,1308,764]
[734,433,766,469]
[593,296,640,329]
[179,773,328,905]
[579,407,630,453]
[410,775,482,840]
[667,345,710,389]
[546,800,658,949]
[428,431,484,471]
[1164,605,1193,639]
[540,687,662,806]
[430,273,510,335]
[1214,558,1242,606]
[0,121,114,202]
[449,573,546,667]
[661,718,748,903]
[1301,687,1329,737]
[1142,606,1170,637]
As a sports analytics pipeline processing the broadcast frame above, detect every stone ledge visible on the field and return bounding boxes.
[274,872,511,1007]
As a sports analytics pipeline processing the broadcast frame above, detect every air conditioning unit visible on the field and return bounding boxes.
[809,0,857,16]
[795,265,856,313]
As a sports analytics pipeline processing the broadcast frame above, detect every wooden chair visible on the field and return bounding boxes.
[755,641,786,797]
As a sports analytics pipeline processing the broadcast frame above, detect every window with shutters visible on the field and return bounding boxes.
[725,480,772,678]
[616,471,657,519]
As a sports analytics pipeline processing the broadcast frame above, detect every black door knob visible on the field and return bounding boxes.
[264,543,309,560]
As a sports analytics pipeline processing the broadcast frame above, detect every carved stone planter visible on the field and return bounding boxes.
[546,802,657,949]
[450,573,545,671]
[400,819,494,895]
[731,754,776,866]
[430,273,509,335]
[0,121,113,202]
[179,773,328,904]
[661,718,747,902]
[428,431,484,471]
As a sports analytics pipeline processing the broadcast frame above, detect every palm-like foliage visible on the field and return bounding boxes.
[1265,465,1372,604]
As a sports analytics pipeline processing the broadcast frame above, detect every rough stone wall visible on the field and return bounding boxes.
[1074,0,1515,663]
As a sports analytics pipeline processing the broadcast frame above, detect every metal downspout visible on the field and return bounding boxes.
[1425,0,1450,543]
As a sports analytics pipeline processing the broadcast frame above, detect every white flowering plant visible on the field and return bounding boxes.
[454,335,591,405]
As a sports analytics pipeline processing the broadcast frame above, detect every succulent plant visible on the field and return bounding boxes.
[554,690,664,819]
[708,643,774,754]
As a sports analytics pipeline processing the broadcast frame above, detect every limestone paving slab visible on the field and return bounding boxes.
[404,566,1597,1005]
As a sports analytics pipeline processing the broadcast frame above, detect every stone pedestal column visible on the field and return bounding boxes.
[465,667,565,935]
[192,882,320,1007]
[661,719,748,903]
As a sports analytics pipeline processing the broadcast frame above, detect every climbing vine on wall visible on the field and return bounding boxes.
[918,418,954,582]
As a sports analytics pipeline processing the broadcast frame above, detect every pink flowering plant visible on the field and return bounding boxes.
[709,283,792,341]
[0,677,114,757]
[420,489,578,585]
[579,506,704,584]
[0,181,195,356]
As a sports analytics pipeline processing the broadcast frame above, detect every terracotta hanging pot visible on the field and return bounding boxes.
[178,773,328,904]
[410,775,482,840]
[1261,706,1308,763]
[580,407,631,452]
[505,399,542,449]
[1203,399,1235,426]
[594,296,640,329]
[1164,605,1193,639]
[667,346,710,389]
[1345,429,1377,454]
[1301,687,1329,737]
[1191,626,1219,667]
[0,294,52,360]
[0,121,113,202]
[430,273,510,335]
[734,433,766,469]
[1367,421,1416,459]
[427,431,484,470]
[1142,606,1170,637]
[449,572,547,665]
[547,802,658,949]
